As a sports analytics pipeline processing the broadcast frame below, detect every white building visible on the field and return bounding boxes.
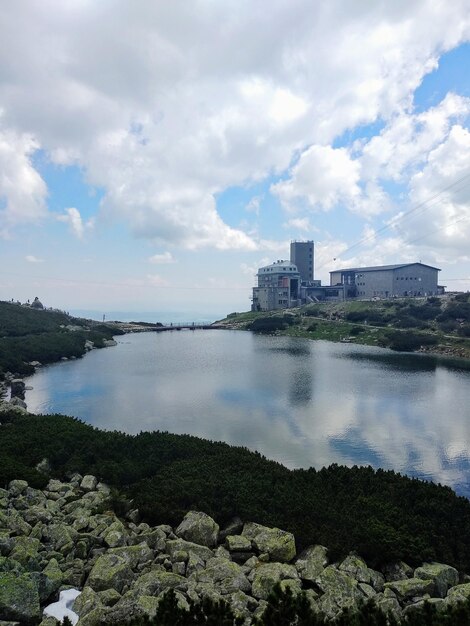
[252,260,301,311]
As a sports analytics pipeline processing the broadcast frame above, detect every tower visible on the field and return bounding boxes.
[290,241,314,284]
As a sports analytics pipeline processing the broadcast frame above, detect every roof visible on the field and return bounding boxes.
[329,262,441,274]
[258,260,299,274]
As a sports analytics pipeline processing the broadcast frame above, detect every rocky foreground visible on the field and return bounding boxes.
[1,475,470,625]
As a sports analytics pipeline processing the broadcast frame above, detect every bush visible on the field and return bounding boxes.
[248,317,289,333]
[380,330,438,352]
[307,323,318,332]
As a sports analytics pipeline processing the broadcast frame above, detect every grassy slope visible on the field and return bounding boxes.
[219,295,470,358]
[0,300,122,379]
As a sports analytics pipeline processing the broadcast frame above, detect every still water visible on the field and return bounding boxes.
[26,330,470,496]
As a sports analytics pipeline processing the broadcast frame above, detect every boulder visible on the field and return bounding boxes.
[132,571,188,596]
[315,566,365,619]
[8,480,28,497]
[339,554,385,591]
[166,538,213,563]
[414,562,459,598]
[295,545,328,581]
[384,577,435,601]
[251,562,298,600]
[73,586,103,618]
[108,543,154,569]
[242,522,296,563]
[0,572,41,622]
[175,511,219,548]
[225,535,252,552]
[86,553,133,593]
[383,561,414,582]
[192,557,251,595]
[80,475,98,492]
[446,582,470,606]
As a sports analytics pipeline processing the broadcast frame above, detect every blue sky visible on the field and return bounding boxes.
[0,2,470,318]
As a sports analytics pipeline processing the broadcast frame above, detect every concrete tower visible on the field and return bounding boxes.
[290,241,314,284]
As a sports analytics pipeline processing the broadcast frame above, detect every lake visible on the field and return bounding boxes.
[25,330,470,497]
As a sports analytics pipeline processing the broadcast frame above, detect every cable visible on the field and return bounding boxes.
[315,170,470,271]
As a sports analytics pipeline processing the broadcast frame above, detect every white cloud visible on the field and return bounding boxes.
[282,217,314,232]
[148,252,175,264]
[57,208,94,239]
[0,126,47,233]
[1,1,469,251]
[25,255,44,263]
[272,145,361,212]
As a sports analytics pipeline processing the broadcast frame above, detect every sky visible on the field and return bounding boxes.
[1,1,470,319]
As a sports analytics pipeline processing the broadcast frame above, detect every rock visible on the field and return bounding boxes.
[97,589,121,607]
[10,380,25,399]
[446,582,470,606]
[225,535,252,552]
[383,561,414,582]
[73,586,103,617]
[219,517,244,542]
[192,557,251,595]
[384,577,435,601]
[0,572,41,622]
[339,554,385,591]
[9,397,27,409]
[251,562,298,600]
[166,538,213,563]
[414,562,459,598]
[8,480,28,497]
[80,475,98,492]
[138,529,166,551]
[86,553,133,593]
[295,545,328,581]
[315,566,365,619]
[175,511,219,548]
[108,543,154,568]
[403,597,446,617]
[242,522,296,563]
[132,571,188,596]
[103,339,117,347]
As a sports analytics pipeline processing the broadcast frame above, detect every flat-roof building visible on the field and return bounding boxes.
[252,260,300,311]
[330,262,440,299]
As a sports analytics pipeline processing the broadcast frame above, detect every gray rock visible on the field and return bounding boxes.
[295,545,328,581]
[384,577,435,601]
[251,562,298,600]
[383,561,414,582]
[8,480,28,497]
[132,570,188,596]
[166,538,213,563]
[225,535,252,552]
[86,553,133,593]
[80,475,98,492]
[175,511,219,548]
[192,557,251,595]
[446,582,470,606]
[414,562,459,598]
[242,522,296,563]
[219,517,244,542]
[315,566,365,619]
[0,572,41,622]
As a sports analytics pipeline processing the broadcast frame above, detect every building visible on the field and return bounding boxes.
[252,260,300,311]
[290,241,314,284]
[329,263,441,299]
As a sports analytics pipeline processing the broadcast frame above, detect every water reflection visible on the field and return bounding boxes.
[25,331,470,498]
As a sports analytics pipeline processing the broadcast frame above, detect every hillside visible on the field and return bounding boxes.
[218,294,470,359]
[0,300,123,382]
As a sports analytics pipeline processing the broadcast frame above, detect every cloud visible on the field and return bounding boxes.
[25,255,44,263]
[282,217,316,233]
[272,145,361,212]
[57,207,94,239]
[0,1,469,250]
[148,251,175,264]
[0,126,47,233]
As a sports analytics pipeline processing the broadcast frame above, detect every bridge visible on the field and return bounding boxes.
[153,323,224,332]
